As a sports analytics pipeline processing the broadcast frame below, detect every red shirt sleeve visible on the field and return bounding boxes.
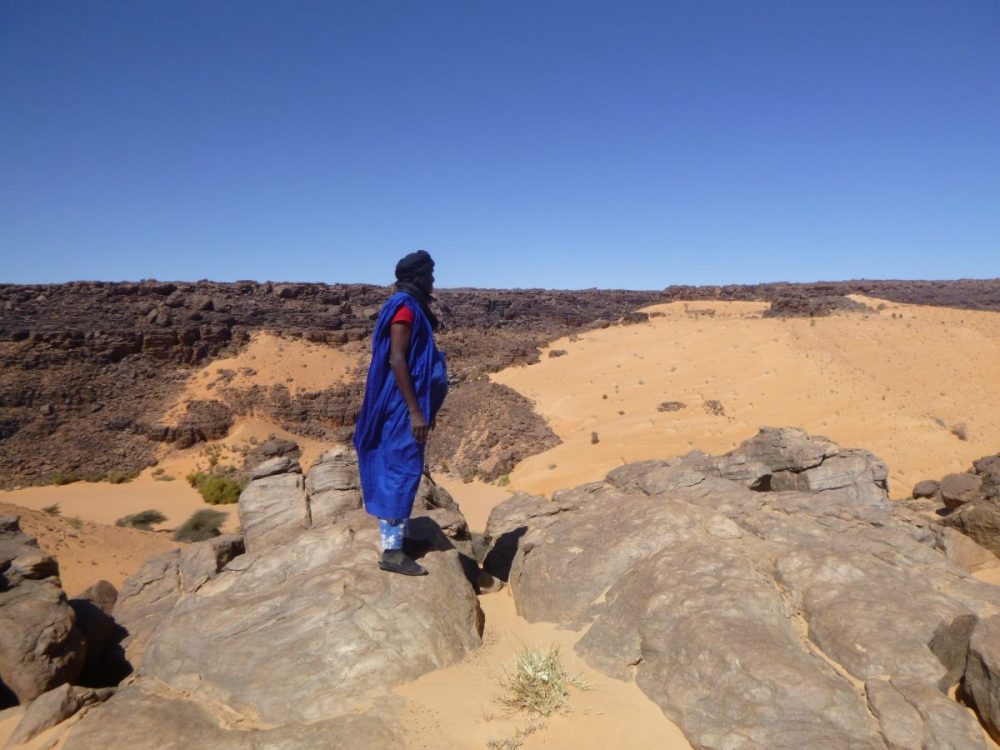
[390,304,415,326]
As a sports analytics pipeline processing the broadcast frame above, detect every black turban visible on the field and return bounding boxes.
[395,250,434,282]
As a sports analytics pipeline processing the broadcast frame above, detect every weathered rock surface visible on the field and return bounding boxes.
[63,452,482,747]
[488,428,1000,749]
[941,472,984,510]
[62,682,400,750]
[113,535,244,669]
[0,517,84,707]
[5,683,113,746]
[69,580,118,683]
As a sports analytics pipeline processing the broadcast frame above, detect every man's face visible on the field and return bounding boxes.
[417,270,435,294]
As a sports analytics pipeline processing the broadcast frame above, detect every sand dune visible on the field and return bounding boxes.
[492,296,1000,497]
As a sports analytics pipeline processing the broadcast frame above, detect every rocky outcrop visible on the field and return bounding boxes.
[0,517,84,707]
[62,451,482,747]
[911,452,1000,558]
[426,380,561,482]
[485,428,1000,748]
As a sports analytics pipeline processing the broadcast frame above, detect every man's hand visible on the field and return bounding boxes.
[411,412,430,443]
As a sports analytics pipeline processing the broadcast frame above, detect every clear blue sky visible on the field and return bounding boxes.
[2,1,998,289]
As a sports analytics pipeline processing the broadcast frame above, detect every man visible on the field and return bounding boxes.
[353,250,448,575]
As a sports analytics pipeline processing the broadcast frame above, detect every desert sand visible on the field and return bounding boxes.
[492,296,1000,497]
[395,587,692,750]
[5,297,1000,748]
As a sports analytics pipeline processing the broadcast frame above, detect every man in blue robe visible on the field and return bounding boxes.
[353,250,448,575]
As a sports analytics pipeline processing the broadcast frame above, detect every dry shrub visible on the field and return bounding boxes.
[498,645,587,717]
[116,509,167,531]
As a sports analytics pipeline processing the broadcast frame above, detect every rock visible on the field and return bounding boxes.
[304,447,363,525]
[62,682,400,750]
[111,550,181,669]
[932,527,1000,574]
[0,517,84,706]
[866,677,987,749]
[113,536,240,670]
[238,472,309,551]
[495,430,1000,748]
[912,479,940,499]
[965,614,1000,741]
[261,438,299,458]
[5,683,112,746]
[69,580,118,681]
[139,509,482,725]
[943,501,1000,558]
[251,456,298,479]
[178,535,245,593]
[940,473,984,510]
[547,349,568,358]
[656,400,686,412]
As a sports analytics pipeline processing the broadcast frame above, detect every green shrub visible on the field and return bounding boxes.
[173,509,226,542]
[154,474,176,482]
[50,471,78,486]
[105,470,138,484]
[66,516,84,530]
[187,470,244,504]
[116,509,167,531]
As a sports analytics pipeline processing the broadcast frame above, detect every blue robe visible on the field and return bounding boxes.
[353,291,448,519]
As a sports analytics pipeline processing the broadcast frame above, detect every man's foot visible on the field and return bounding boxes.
[379,549,428,576]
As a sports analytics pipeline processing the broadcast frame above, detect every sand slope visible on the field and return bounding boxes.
[492,296,1000,497]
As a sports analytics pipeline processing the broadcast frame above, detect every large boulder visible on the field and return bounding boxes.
[492,429,998,748]
[0,517,84,706]
[62,451,483,747]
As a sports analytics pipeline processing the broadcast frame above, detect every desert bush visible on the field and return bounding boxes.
[187,472,243,504]
[498,645,587,717]
[49,471,77,486]
[496,474,510,486]
[154,474,176,482]
[66,516,83,530]
[152,467,165,476]
[105,470,137,484]
[951,422,969,441]
[42,503,60,515]
[116,509,167,531]
[173,508,226,542]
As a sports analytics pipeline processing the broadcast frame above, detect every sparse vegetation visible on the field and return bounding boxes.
[116,509,167,531]
[173,508,226,542]
[66,516,84,530]
[950,422,969,441]
[105,470,138,484]
[497,474,510,486]
[42,503,60,515]
[152,467,165,476]
[155,474,176,481]
[498,645,587,717]
[49,471,78,486]
[187,471,244,504]
[590,431,599,444]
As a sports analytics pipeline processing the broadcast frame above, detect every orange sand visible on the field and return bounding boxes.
[492,297,1000,497]
[396,587,692,750]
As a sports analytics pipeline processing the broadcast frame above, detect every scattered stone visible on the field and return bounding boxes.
[912,479,940,499]
[940,472,984,510]
[547,349,568,358]
[0,517,84,706]
[251,455,298,479]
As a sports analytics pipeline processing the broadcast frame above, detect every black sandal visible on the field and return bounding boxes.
[379,549,428,576]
